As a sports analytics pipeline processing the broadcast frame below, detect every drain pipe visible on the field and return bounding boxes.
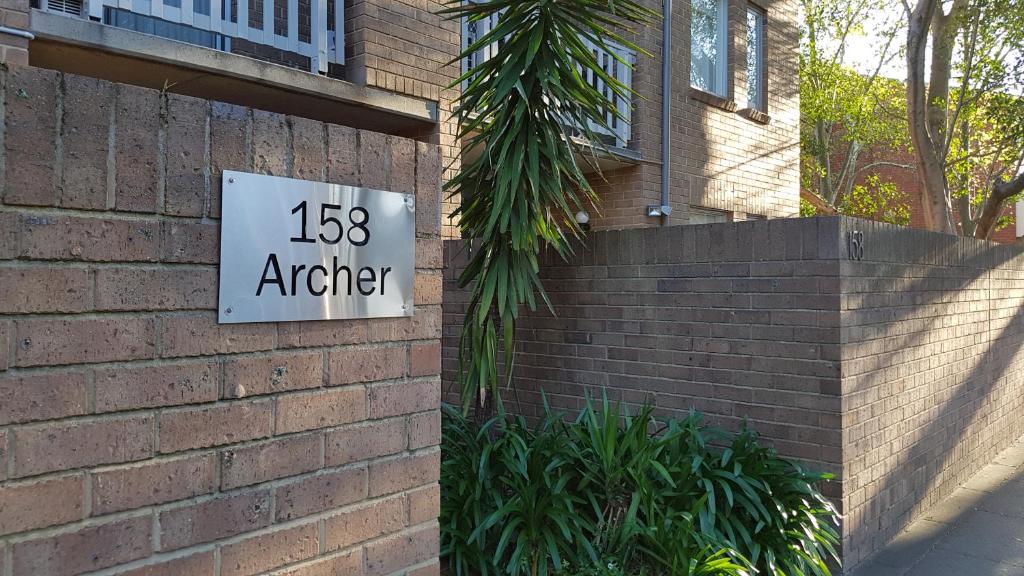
[0,26,34,41]
[649,0,673,222]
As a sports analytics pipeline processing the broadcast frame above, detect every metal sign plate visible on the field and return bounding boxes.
[218,171,415,324]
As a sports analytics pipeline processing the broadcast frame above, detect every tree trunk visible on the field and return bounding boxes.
[974,173,1024,239]
[905,0,956,234]
[957,195,977,237]
[815,119,835,204]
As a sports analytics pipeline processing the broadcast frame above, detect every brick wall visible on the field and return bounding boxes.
[844,143,1018,243]
[443,218,845,475]
[345,0,461,239]
[838,218,1024,567]
[0,0,28,66]
[442,217,1024,573]
[0,64,442,576]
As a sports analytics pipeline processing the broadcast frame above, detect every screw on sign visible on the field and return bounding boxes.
[848,230,864,261]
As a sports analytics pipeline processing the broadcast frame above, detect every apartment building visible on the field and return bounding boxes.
[8,0,799,232]
[460,0,801,230]
[576,0,801,229]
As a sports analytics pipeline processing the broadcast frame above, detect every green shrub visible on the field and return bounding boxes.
[440,399,839,576]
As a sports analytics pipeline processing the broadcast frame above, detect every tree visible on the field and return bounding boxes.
[800,0,912,216]
[903,0,1024,238]
[441,0,655,417]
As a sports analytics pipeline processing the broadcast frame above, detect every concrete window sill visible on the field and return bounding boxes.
[28,10,437,134]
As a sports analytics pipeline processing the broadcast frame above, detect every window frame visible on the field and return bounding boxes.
[690,0,730,98]
[745,4,767,111]
[688,207,730,224]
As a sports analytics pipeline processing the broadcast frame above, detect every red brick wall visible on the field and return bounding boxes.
[0,65,442,576]
[815,138,1018,243]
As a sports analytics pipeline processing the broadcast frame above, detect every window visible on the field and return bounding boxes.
[746,6,766,110]
[688,207,729,224]
[691,0,728,97]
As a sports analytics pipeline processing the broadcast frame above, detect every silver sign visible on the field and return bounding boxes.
[218,171,415,324]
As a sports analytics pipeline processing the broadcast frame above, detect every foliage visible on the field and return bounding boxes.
[903,0,1024,237]
[799,198,818,218]
[799,0,911,215]
[439,0,655,417]
[440,400,841,576]
[837,175,911,226]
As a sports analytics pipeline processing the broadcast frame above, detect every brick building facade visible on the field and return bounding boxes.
[806,127,1020,244]
[585,0,801,230]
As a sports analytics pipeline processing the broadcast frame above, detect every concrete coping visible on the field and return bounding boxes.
[28,10,438,128]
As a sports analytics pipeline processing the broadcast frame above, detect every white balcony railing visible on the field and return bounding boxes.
[461,14,635,148]
[41,0,343,74]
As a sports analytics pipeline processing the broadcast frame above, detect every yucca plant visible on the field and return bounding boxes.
[439,0,656,417]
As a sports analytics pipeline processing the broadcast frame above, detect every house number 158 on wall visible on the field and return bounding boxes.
[848,230,864,261]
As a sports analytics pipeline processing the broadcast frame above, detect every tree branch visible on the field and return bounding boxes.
[974,171,1024,239]
[856,161,916,175]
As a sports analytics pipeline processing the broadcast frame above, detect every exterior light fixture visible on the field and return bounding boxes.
[575,210,591,232]
[647,205,673,217]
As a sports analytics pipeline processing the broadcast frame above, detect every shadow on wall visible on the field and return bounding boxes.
[837,218,1024,570]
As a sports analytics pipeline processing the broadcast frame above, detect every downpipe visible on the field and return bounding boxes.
[648,0,673,222]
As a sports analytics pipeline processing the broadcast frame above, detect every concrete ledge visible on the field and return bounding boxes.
[29,10,437,132]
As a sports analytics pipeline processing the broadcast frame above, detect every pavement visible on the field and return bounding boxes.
[850,438,1024,576]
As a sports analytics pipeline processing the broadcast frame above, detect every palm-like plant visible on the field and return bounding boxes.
[440,0,656,416]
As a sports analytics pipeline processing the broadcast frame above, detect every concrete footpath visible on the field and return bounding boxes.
[851,437,1024,575]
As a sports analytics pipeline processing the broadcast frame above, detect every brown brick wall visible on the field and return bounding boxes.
[0,65,441,576]
[837,218,1024,568]
[442,218,846,480]
[345,0,461,239]
[0,0,29,67]
[442,217,1024,573]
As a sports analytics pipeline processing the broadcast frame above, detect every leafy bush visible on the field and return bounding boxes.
[440,400,839,576]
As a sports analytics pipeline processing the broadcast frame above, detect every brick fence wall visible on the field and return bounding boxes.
[838,219,1024,567]
[442,217,1024,573]
[443,218,846,477]
[0,64,442,576]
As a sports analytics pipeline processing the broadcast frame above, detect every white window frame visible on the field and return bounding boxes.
[746,5,766,110]
[690,0,729,97]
